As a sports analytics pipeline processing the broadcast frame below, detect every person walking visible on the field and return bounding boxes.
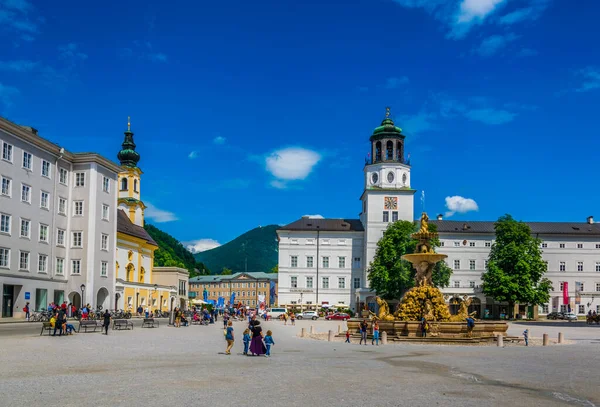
[103,309,111,335]
[175,307,182,328]
[420,317,428,338]
[359,319,368,345]
[523,329,529,346]
[290,313,296,326]
[243,329,251,355]
[225,320,234,355]
[223,312,229,329]
[23,302,30,321]
[372,321,380,346]
[264,330,275,357]
[345,330,351,343]
[249,320,266,356]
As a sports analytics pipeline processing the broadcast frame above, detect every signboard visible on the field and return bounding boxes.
[290,289,313,293]
[24,292,30,300]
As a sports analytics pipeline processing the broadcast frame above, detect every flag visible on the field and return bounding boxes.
[230,292,236,306]
[563,282,569,305]
[269,280,276,305]
[203,288,208,302]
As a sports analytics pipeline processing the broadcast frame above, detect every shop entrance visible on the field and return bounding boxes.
[2,285,14,317]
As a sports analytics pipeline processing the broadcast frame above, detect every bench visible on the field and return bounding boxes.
[40,322,53,336]
[112,319,133,330]
[79,320,99,333]
[141,318,159,328]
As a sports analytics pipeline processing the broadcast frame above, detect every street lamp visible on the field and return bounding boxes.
[154,284,158,314]
[80,284,85,308]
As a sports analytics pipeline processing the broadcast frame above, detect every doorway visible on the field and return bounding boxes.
[2,285,14,317]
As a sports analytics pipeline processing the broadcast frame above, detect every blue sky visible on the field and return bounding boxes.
[1,0,599,252]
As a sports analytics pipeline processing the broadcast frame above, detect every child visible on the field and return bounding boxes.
[523,329,529,346]
[243,329,251,355]
[345,330,351,343]
[264,330,275,357]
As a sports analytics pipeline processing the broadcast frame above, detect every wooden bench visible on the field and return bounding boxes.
[141,318,159,328]
[40,322,53,336]
[79,320,99,333]
[112,319,133,330]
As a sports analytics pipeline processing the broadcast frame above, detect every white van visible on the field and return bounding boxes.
[268,308,287,319]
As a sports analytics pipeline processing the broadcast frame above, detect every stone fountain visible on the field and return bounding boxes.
[348,212,508,342]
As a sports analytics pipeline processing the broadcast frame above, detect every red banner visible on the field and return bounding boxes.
[563,282,569,305]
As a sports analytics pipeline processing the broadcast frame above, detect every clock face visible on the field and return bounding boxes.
[402,172,407,185]
[384,196,398,210]
[371,173,379,184]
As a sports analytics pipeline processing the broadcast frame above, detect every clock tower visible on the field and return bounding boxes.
[117,117,146,227]
[359,107,415,294]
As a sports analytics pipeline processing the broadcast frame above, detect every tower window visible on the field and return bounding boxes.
[375,141,382,162]
[396,141,402,162]
[120,178,128,191]
[134,179,138,192]
[386,140,393,160]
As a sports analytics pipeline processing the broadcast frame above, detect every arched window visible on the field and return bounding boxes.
[139,267,145,283]
[386,140,394,161]
[397,141,403,162]
[126,264,133,282]
[134,179,138,192]
[375,141,382,162]
[121,177,128,191]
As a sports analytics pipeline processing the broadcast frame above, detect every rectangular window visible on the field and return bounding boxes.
[577,243,583,249]
[559,243,565,248]
[322,277,329,289]
[38,254,48,273]
[290,239,298,245]
[559,261,566,272]
[306,256,313,268]
[306,277,313,288]
[323,257,329,268]
[354,277,360,289]
[391,211,398,222]
[596,262,600,272]
[339,257,346,268]
[1,176,10,196]
[597,244,600,249]
[59,168,68,185]
[485,260,489,268]
[71,259,81,275]
[21,184,31,203]
[578,305,585,314]
[74,201,83,216]
[577,262,583,272]
[20,219,30,238]
[383,211,389,222]
[454,260,460,270]
[454,281,460,288]
[306,238,314,245]
[41,160,51,177]
[353,257,361,268]
[454,241,460,247]
[56,258,64,275]
[440,241,445,247]
[58,198,66,215]
[19,251,29,270]
[469,259,476,270]
[596,283,600,292]
[75,172,85,187]
[0,213,10,234]
[541,304,549,314]
[291,256,298,268]
[102,176,110,193]
[72,231,82,248]
[576,281,584,292]
[101,261,108,277]
[39,224,48,242]
[290,276,297,288]
[541,243,547,248]
[469,241,475,247]
[560,304,566,312]
[338,277,345,289]
[40,191,49,209]
[22,151,32,170]
[485,241,491,247]
[559,282,564,291]
[101,233,109,251]
[0,247,9,268]
[469,281,475,288]
[2,142,13,162]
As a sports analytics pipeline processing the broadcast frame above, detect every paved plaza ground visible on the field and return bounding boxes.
[0,319,598,407]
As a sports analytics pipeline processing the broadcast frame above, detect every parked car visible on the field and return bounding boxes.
[563,312,578,321]
[296,311,319,320]
[325,312,351,321]
[267,308,288,320]
[546,312,563,320]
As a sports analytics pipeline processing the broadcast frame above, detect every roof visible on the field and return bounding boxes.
[278,217,364,232]
[190,272,278,284]
[117,209,158,246]
[431,220,600,236]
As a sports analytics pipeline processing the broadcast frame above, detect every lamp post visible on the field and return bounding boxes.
[80,284,85,309]
[153,284,158,314]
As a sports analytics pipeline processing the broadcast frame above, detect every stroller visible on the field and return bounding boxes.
[202,311,210,326]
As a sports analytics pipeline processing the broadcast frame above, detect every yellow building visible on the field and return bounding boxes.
[113,118,177,312]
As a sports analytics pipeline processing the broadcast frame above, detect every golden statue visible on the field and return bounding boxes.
[373,296,396,321]
[418,212,430,234]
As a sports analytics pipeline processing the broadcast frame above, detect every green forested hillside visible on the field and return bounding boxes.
[144,224,210,277]
[194,225,279,274]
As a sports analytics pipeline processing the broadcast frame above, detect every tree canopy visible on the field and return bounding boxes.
[367,221,452,300]
[221,267,233,275]
[481,214,552,315]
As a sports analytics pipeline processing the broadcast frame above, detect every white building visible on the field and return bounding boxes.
[277,108,600,317]
[0,117,120,318]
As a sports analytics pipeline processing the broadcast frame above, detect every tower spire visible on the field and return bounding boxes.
[385,106,390,118]
[127,116,131,132]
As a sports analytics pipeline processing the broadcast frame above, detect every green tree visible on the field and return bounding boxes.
[481,214,553,318]
[428,224,452,288]
[270,265,278,273]
[221,267,233,275]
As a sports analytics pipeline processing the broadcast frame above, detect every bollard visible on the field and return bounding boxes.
[558,332,564,344]
[301,327,306,337]
[328,330,334,342]
[543,333,549,346]
[310,325,315,334]
[497,334,503,347]
[381,331,388,345]
[338,324,342,334]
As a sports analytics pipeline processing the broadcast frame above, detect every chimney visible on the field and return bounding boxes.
[437,214,443,221]
[587,216,594,224]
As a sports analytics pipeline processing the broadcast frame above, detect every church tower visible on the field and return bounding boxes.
[360,108,415,291]
[117,117,145,226]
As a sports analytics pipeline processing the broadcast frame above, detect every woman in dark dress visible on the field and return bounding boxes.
[249,318,266,356]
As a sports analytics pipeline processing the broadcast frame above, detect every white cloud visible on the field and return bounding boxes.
[148,53,167,62]
[58,43,88,60]
[188,151,198,159]
[475,33,519,57]
[145,202,178,223]
[444,196,479,217]
[185,238,221,253]
[265,147,321,181]
[213,136,226,145]
[0,60,38,72]
[457,0,505,24]
[576,67,600,93]
[270,180,287,189]
[303,214,324,219]
[464,108,516,124]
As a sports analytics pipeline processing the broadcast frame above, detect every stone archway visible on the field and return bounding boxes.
[468,297,482,318]
[449,296,462,315]
[96,287,109,310]
[68,292,81,309]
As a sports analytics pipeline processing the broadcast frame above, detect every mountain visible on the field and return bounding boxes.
[194,225,279,274]
[144,223,210,277]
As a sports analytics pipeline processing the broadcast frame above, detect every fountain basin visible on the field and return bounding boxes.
[402,253,448,264]
[347,319,508,339]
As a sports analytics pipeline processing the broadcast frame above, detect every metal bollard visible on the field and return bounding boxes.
[301,327,306,337]
[310,325,315,334]
[497,334,503,347]
[558,332,564,344]
[381,331,388,345]
[543,333,549,346]
[328,330,333,342]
